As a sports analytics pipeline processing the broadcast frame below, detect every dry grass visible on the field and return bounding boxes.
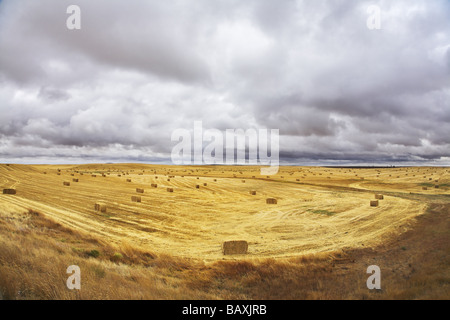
[0,202,448,300]
[0,209,206,299]
[0,164,449,299]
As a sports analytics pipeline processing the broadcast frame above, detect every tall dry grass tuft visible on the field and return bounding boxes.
[0,209,207,299]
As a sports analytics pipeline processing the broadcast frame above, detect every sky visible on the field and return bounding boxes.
[0,0,449,165]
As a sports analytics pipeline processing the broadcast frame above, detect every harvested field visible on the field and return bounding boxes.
[0,164,444,260]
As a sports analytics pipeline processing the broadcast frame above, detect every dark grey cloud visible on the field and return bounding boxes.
[38,87,71,101]
[447,47,450,71]
[0,0,449,165]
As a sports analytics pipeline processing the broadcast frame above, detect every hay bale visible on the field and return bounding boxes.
[72,179,79,182]
[2,189,16,195]
[151,184,157,188]
[296,179,300,181]
[370,200,379,207]
[127,179,132,182]
[435,185,439,188]
[375,194,384,200]
[222,240,248,255]
[422,187,428,190]
[266,198,277,204]
[242,180,245,183]
[63,182,70,186]
[196,185,200,189]
[94,203,107,213]
[167,188,174,193]
[92,175,97,178]
[136,188,144,193]
[249,191,256,195]
[131,196,141,203]
[203,183,207,186]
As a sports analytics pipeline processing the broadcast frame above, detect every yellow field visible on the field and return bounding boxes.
[1,164,447,261]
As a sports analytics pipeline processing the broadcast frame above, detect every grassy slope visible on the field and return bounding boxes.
[0,202,448,300]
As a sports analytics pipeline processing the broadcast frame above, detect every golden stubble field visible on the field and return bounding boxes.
[1,164,448,261]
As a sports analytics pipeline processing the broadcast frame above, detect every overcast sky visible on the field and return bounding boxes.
[0,0,449,165]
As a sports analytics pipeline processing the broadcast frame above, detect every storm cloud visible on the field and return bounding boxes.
[0,0,449,165]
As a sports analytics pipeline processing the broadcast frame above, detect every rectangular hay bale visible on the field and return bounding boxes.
[95,203,107,213]
[370,200,379,207]
[222,240,248,255]
[131,196,141,203]
[266,198,277,204]
[2,189,16,195]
